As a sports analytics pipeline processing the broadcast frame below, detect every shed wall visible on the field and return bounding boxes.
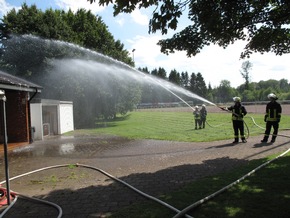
[59,103,74,134]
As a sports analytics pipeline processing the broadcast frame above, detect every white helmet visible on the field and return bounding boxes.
[195,106,199,109]
[268,93,277,100]
[202,104,206,107]
[233,97,241,102]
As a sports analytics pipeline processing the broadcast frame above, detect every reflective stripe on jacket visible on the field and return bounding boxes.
[266,101,282,122]
[227,104,247,121]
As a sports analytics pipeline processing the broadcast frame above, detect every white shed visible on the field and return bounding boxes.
[30,99,74,140]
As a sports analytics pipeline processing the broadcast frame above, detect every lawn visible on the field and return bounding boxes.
[71,111,290,142]
[109,152,290,218]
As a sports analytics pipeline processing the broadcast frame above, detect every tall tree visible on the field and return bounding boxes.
[195,72,207,97]
[215,80,237,103]
[188,72,207,97]
[189,72,197,93]
[151,67,167,79]
[168,69,181,85]
[89,0,290,58]
[180,71,189,88]
[240,60,253,90]
[138,67,150,74]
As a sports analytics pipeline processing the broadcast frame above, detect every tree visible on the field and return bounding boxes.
[151,67,167,79]
[0,4,140,128]
[240,60,253,90]
[180,71,189,88]
[189,72,197,94]
[138,67,150,74]
[188,72,207,97]
[89,0,290,58]
[0,4,133,67]
[215,80,237,103]
[279,79,290,92]
[168,69,181,85]
[195,72,207,97]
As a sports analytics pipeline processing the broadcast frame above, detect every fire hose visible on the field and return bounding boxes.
[173,147,290,218]
[0,164,193,218]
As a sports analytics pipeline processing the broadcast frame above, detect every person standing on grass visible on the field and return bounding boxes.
[226,97,247,143]
[200,104,207,128]
[261,93,282,143]
[193,106,201,129]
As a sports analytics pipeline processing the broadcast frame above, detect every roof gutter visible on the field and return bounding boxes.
[0,84,42,93]
[28,87,40,102]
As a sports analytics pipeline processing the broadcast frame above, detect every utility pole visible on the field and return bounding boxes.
[132,49,136,62]
[0,90,10,205]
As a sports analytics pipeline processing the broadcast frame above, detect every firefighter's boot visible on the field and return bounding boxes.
[271,136,277,143]
[261,136,268,143]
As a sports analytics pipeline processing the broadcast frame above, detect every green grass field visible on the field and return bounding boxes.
[72,111,290,142]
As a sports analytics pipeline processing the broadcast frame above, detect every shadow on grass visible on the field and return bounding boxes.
[95,114,132,128]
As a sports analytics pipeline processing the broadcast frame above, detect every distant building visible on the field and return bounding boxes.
[0,70,42,145]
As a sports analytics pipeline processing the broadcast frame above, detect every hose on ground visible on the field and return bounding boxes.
[172,147,290,218]
[0,195,18,218]
[0,164,193,218]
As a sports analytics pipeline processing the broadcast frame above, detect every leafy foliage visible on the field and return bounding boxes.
[0,3,133,67]
[89,0,290,58]
[0,4,138,128]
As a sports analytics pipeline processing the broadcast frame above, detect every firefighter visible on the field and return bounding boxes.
[193,106,201,129]
[227,97,247,143]
[261,93,282,143]
[200,104,207,128]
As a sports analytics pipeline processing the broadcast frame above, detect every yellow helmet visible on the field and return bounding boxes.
[233,97,241,102]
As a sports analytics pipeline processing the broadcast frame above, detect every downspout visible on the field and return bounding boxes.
[27,88,39,143]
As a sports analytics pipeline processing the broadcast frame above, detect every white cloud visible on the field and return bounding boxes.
[0,0,20,17]
[128,35,164,68]
[54,0,105,13]
[130,9,149,26]
[2,0,289,88]
[129,34,290,88]
[115,17,125,26]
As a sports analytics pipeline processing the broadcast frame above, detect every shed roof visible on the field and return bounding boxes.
[0,70,42,93]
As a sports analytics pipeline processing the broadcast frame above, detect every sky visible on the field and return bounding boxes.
[1,0,290,88]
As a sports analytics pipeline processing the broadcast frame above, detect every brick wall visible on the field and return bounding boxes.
[0,90,29,143]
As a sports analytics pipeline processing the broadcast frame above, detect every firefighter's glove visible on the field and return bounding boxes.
[264,115,268,122]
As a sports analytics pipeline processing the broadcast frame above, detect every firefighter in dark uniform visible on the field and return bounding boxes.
[227,97,247,143]
[200,104,207,128]
[261,93,282,143]
[193,106,201,129]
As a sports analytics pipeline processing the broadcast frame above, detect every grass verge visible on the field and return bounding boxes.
[109,152,290,218]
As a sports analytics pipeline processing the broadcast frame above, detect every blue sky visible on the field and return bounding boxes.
[1,0,290,88]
